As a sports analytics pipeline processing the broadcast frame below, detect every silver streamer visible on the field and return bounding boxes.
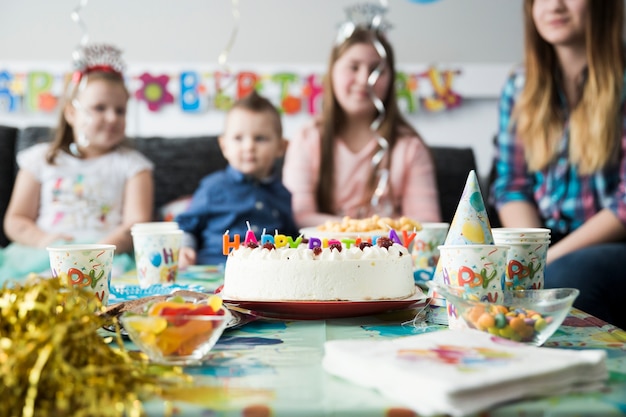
[70,0,90,66]
[217,0,240,93]
[69,0,91,157]
[69,98,92,157]
[337,2,392,213]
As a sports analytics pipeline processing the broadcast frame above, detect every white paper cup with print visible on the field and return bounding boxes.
[47,244,116,306]
[437,244,509,330]
[132,229,183,288]
[428,250,451,325]
[493,239,550,291]
[412,222,449,285]
[131,221,180,233]
[491,228,551,243]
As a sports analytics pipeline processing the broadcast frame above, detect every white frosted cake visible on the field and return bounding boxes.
[221,238,416,301]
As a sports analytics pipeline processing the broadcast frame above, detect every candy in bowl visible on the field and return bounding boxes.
[427,282,579,346]
[121,295,231,365]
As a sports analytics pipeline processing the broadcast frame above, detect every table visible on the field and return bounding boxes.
[112,268,626,416]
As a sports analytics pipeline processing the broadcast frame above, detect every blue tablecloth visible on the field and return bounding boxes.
[112,268,626,416]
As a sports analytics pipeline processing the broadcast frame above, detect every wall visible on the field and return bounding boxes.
[0,0,524,176]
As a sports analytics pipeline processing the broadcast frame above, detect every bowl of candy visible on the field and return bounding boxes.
[121,294,231,365]
[427,282,579,346]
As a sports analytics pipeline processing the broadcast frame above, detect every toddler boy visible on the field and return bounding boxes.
[176,91,298,266]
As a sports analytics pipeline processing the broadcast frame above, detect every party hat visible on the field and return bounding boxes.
[444,170,494,245]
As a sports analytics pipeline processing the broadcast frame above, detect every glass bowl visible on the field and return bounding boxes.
[427,282,579,346]
[121,303,231,365]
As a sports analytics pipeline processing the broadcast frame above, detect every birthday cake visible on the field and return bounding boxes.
[220,233,416,302]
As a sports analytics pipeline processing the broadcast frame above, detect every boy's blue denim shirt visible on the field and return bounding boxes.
[176,165,298,265]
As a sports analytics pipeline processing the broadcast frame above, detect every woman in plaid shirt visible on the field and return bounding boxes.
[491,0,626,329]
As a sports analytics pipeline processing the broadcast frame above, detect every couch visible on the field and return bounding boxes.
[0,124,481,247]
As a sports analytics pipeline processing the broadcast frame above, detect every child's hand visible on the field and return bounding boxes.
[178,247,197,269]
[39,233,74,248]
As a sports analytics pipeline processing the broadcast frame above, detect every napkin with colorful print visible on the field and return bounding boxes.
[323,329,607,416]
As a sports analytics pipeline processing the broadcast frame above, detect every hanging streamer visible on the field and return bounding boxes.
[70,0,90,67]
[367,0,391,210]
[69,0,91,156]
[216,0,240,94]
[336,2,392,214]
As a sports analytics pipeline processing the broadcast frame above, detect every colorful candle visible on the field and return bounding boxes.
[223,230,241,255]
[222,226,416,254]
[244,221,258,245]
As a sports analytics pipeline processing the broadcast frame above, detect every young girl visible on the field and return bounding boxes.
[491,0,626,328]
[282,8,441,228]
[1,44,154,281]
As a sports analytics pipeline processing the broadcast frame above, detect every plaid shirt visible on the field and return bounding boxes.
[491,68,626,236]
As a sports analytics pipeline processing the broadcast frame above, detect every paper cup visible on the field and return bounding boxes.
[132,229,183,288]
[412,222,449,285]
[131,221,180,232]
[491,227,551,235]
[493,239,549,291]
[426,303,450,325]
[437,244,509,329]
[492,228,550,290]
[47,244,116,305]
[492,228,551,243]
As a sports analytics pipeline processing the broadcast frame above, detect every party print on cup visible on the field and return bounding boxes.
[412,222,449,285]
[437,244,509,330]
[132,228,183,288]
[47,244,116,305]
[492,228,551,290]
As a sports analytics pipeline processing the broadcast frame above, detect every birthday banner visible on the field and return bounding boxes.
[0,63,511,117]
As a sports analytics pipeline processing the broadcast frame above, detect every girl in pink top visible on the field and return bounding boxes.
[283,24,441,228]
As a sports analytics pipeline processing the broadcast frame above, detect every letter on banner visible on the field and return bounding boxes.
[180,71,200,111]
[0,71,17,112]
[27,72,53,111]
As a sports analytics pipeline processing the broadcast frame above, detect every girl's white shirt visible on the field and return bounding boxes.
[17,143,153,243]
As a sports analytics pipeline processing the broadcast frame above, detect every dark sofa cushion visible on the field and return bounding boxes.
[2,125,480,245]
[430,146,478,224]
[15,126,54,153]
[0,125,19,247]
[127,136,227,211]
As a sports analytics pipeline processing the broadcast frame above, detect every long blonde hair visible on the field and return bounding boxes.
[514,0,624,174]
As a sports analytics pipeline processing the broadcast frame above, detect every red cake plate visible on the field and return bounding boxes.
[222,286,429,320]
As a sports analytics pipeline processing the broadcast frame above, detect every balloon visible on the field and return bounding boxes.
[461,221,486,244]
[469,191,486,211]
[149,251,162,267]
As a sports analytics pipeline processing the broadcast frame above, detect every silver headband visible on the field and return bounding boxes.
[335,3,391,45]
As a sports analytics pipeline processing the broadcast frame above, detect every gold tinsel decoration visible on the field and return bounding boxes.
[0,275,184,417]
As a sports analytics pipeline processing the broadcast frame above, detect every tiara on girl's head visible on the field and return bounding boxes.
[71,43,126,83]
[335,3,392,45]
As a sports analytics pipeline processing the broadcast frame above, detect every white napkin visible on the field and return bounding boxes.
[323,329,607,417]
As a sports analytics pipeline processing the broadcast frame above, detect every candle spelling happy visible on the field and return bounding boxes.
[222,228,416,255]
